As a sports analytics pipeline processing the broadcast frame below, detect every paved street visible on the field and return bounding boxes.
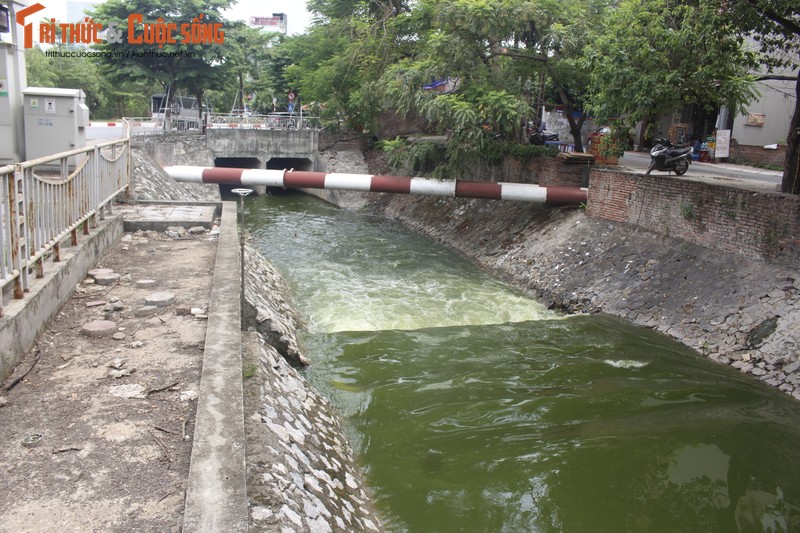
[617,150,784,193]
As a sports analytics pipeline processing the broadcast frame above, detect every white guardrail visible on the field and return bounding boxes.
[0,139,130,316]
[123,112,321,135]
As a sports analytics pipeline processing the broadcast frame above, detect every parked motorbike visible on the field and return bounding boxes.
[646,137,693,176]
[526,122,559,145]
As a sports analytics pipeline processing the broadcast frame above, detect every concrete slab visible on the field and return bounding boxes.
[117,202,220,232]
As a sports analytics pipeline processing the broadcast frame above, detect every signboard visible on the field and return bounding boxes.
[250,14,287,33]
[715,129,730,159]
[746,112,765,127]
[45,98,56,113]
[0,78,7,97]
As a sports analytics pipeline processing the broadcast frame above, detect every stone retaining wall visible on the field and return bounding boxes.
[133,134,215,169]
[460,155,589,187]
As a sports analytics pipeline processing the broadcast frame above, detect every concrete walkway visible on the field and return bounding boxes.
[0,201,249,532]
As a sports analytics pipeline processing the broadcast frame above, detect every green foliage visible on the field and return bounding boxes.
[24,48,58,87]
[242,361,258,379]
[90,0,234,99]
[380,136,556,179]
[379,138,445,172]
[25,47,114,118]
[584,0,760,125]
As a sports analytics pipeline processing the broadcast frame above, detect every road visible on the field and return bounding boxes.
[617,150,783,193]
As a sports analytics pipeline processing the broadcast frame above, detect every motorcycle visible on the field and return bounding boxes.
[526,122,559,145]
[646,137,693,176]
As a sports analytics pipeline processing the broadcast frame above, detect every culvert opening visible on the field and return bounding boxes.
[214,157,263,197]
[266,158,314,195]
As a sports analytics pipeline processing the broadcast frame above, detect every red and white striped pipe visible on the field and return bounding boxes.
[163,166,588,205]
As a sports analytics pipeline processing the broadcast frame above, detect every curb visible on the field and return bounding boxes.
[182,201,249,532]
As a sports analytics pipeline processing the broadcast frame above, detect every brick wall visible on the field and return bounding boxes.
[729,141,786,168]
[587,169,800,267]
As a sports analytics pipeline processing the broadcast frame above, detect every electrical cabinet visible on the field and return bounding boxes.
[0,42,24,164]
[22,87,89,161]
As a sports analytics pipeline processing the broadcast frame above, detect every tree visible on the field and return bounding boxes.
[210,22,277,114]
[725,0,800,194]
[24,47,112,117]
[378,0,604,169]
[274,0,414,131]
[24,48,58,87]
[584,0,760,148]
[90,0,234,103]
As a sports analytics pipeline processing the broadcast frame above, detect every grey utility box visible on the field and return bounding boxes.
[0,42,25,164]
[22,87,89,161]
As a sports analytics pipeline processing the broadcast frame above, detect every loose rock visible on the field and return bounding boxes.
[135,306,159,317]
[94,272,121,286]
[81,320,118,338]
[145,292,175,307]
[88,268,114,279]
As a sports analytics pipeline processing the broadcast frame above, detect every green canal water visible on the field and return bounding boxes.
[249,193,800,533]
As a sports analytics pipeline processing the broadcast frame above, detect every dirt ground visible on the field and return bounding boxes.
[0,229,217,533]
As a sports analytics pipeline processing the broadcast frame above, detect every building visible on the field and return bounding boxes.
[250,13,287,34]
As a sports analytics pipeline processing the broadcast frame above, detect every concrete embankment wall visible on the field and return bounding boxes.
[316,150,800,401]
[0,216,123,383]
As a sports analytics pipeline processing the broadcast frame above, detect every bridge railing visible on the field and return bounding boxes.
[122,113,321,135]
[123,116,203,136]
[0,139,131,317]
[206,112,321,130]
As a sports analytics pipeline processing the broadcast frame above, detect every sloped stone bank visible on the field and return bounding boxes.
[128,148,219,202]
[242,244,383,532]
[365,192,800,399]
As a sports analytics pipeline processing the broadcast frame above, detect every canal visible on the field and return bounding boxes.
[249,193,800,532]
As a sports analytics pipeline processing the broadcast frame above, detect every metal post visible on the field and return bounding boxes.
[231,188,253,321]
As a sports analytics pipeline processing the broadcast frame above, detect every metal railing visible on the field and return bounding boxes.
[0,139,131,316]
[206,112,320,130]
[123,113,322,136]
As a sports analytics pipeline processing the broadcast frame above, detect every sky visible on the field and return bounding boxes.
[19,0,313,36]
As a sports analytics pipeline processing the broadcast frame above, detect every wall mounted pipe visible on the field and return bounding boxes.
[164,166,588,206]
